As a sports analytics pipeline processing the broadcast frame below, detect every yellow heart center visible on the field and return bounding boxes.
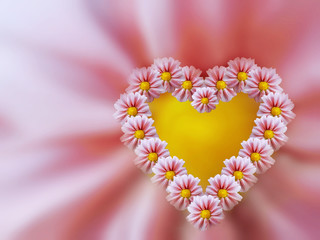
[149,93,259,188]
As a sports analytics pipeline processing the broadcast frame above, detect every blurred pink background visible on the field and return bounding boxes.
[1,0,320,239]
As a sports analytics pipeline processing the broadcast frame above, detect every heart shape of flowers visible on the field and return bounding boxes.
[114,57,295,231]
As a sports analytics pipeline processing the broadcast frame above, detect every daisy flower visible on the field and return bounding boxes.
[120,115,157,149]
[251,115,288,150]
[187,195,224,231]
[113,92,151,124]
[134,138,170,174]
[258,92,296,125]
[239,138,275,174]
[166,174,203,210]
[151,156,187,187]
[172,66,203,102]
[206,174,242,211]
[224,57,257,93]
[244,67,283,102]
[152,57,183,92]
[191,87,219,113]
[221,156,257,192]
[204,66,236,102]
[126,67,165,102]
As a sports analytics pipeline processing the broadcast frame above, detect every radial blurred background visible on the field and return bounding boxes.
[0,0,320,239]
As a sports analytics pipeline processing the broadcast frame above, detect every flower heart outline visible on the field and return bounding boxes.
[114,57,295,231]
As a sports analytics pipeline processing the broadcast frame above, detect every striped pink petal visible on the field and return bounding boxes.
[191,87,218,113]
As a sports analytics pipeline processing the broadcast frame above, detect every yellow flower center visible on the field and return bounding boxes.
[264,130,274,139]
[217,189,228,198]
[148,152,158,162]
[127,107,138,116]
[271,107,282,116]
[140,81,150,91]
[134,130,145,139]
[180,189,191,198]
[216,80,227,90]
[250,152,261,162]
[258,82,269,91]
[165,171,175,180]
[233,171,243,180]
[237,72,248,81]
[201,97,209,104]
[161,72,172,81]
[200,210,211,219]
[182,80,193,90]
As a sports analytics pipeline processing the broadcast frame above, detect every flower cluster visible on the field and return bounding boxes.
[114,57,295,231]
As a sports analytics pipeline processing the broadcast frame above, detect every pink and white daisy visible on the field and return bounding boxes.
[113,92,151,124]
[152,57,183,93]
[224,57,257,93]
[206,174,242,211]
[166,174,203,210]
[187,195,224,231]
[120,115,157,149]
[251,115,288,150]
[126,67,165,102]
[191,87,219,113]
[134,138,170,174]
[205,66,236,102]
[151,156,187,187]
[244,67,283,102]
[172,66,204,102]
[221,156,257,192]
[239,138,275,174]
[258,92,296,125]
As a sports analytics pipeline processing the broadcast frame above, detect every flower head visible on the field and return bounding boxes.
[258,92,296,125]
[120,115,157,149]
[206,174,242,210]
[251,115,288,150]
[151,156,187,187]
[221,156,257,192]
[205,66,236,102]
[191,87,219,113]
[172,66,203,102]
[113,92,151,124]
[126,67,165,102]
[224,57,257,93]
[187,195,224,231]
[134,138,170,174]
[152,57,183,92]
[239,138,275,174]
[166,174,203,210]
[244,67,283,102]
